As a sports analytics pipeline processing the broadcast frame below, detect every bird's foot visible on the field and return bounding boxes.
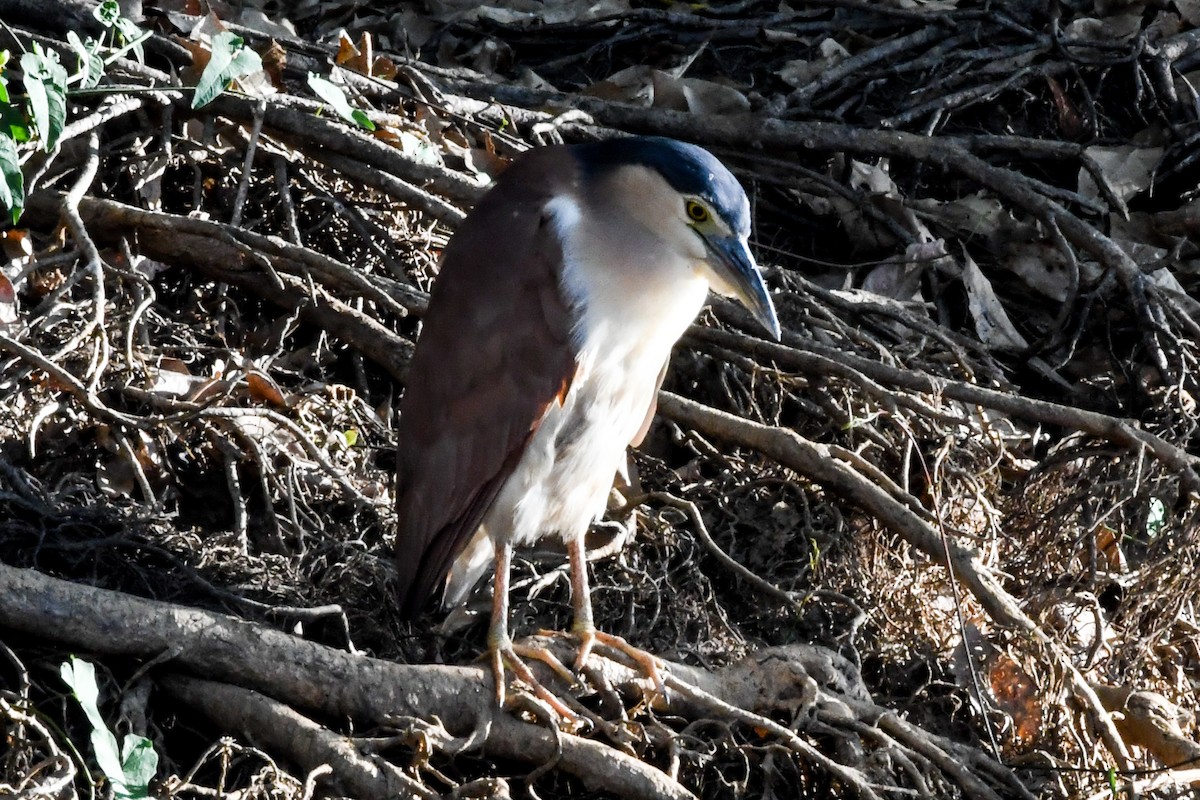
[490,640,581,723]
[573,627,667,697]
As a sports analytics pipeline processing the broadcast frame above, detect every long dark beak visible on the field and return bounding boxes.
[703,234,781,340]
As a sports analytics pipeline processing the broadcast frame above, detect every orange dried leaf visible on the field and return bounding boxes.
[336,30,359,65]
[261,39,287,90]
[174,35,212,84]
[1046,75,1084,139]
[2,229,32,261]
[0,272,16,324]
[371,55,397,80]
[246,370,288,408]
[28,268,66,297]
[1094,525,1128,572]
[988,655,1042,745]
[336,31,387,78]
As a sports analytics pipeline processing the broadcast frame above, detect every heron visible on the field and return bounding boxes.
[395,136,780,713]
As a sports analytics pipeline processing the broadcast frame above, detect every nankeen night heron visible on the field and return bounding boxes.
[395,136,779,712]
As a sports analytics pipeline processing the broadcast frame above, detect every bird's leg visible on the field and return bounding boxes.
[488,541,577,720]
[567,535,666,693]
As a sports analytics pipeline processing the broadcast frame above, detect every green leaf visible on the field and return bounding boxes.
[192,32,262,109]
[61,658,126,788]
[67,32,105,90]
[1146,497,1166,539]
[0,104,29,143]
[20,45,68,151]
[61,658,157,798]
[118,735,158,798]
[93,0,121,27]
[0,52,10,104]
[342,428,359,447]
[0,133,24,223]
[114,18,147,64]
[307,73,376,131]
[60,657,104,731]
[90,725,126,793]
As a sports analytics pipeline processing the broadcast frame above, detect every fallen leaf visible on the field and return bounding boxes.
[1045,75,1084,138]
[779,37,850,89]
[236,9,296,39]
[962,251,1029,352]
[259,39,287,90]
[2,228,32,261]
[1178,0,1200,24]
[1094,525,1128,572]
[988,654,1042,745]
[336,30,398,79]
[0,272,16,324]
[27,266,66,297]
[1079,145,1164,202]
[246,370,288,408]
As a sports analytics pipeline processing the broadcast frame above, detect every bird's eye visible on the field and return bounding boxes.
[685,200,710,223]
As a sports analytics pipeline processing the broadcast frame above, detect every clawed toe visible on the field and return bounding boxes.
[490,640,580,723]
[572,627,666,696]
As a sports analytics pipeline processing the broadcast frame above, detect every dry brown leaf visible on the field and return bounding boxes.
[260,39,287,90]
[779,38,850,89]
[189,378,233,404]
[336,30,397,79]
[0,273,16,325]
[1178,0,1200,24]
[235,9,295,39]
[146,359,202,398]
[2,229,32,262]
[988,654,1042,745]
[246,370,288,408]
[586,66,749,114]
[659,74,750,115]
[1065,14,1143,40]
[1079,145,1164,203]
[427,0,630,25]
[1094,525,1129,572]
[27,267,65,297]
[962,251,1029,352]
[174,35,210,85]
[1045,76,1084,139]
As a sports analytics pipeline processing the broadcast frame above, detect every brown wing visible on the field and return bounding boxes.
[395,147,579,618]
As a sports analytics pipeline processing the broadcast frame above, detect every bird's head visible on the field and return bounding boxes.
[576,137,781,340]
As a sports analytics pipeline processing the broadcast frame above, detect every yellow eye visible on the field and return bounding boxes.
[685,200,709,223]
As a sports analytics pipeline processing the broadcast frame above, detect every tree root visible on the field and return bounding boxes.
[0,562,1022,798]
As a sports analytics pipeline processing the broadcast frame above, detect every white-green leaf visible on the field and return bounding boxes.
[93,0,121,27]
[0,50,14,104]
[0,133,23,223]
[307,73,376,131]
[61,658,126,788]
[1147,497,1167,539]
[90,725,126,792]
[114,17,147,64]
[67,31,105,89]
[20,45,68,151]
[192,32,262,109]
[118,735,158,798]
[62,658,157,797]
